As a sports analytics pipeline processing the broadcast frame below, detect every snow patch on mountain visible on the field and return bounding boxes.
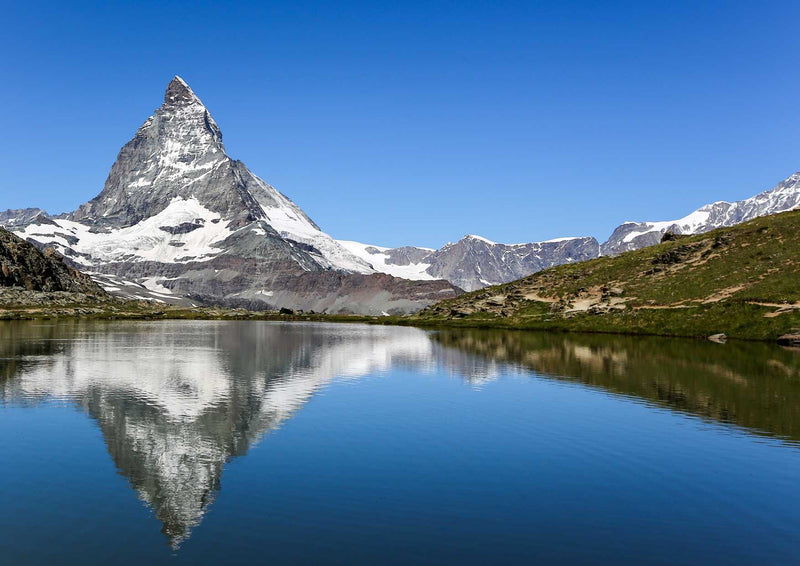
[464,234,496,245]
[261,196,373,274]
[620,208,712,244]
[338,240,435,280]
[18,197,234,265]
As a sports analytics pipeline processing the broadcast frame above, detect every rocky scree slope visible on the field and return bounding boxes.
[417,210,800,341]
[10,77,461,314]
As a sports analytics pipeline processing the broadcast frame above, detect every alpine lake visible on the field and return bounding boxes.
[1,320,799,565]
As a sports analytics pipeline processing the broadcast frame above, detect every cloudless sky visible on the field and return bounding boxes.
[1,1,799,248]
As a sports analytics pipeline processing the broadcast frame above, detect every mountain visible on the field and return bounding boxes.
[0,227,104,296]
[10,77,461,314]
[345,171,800,286]
[416,210,800,341]
[7,77,799,304]
[0,208,48,228]
[601,172,800,255]
[340,235,600,292]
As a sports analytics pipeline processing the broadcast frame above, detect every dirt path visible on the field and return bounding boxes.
[746,301,800,318]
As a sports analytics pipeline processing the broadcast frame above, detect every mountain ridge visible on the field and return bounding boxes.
[600,172,800,255]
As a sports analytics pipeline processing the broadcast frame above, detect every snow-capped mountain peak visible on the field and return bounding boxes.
[31,77,374,272]
[601,171,800,255]
[5,77,471,314]
[165,75,201,105]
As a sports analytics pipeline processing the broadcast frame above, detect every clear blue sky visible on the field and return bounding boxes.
[1,1,799,248]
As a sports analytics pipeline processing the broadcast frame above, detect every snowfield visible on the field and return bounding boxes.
[18,197,234,265]
[337,240,436,280]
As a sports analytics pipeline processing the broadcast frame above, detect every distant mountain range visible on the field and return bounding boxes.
[3,76,799,311]
[340,235,600,292]
[345,169,800,285]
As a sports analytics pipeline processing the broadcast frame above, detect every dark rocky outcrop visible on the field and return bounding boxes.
[0,228,105,296]
[777,333,800,347]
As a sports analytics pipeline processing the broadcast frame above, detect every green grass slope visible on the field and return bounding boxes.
[415,210,800,341]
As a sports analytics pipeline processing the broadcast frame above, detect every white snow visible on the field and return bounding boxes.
[17,197,234,265]
[540,236,582,244]
[141,277,176,296]
[621,208,712,243]
[613,172,800,249]
[463,234,583,247]
[464,234,496,245]
[337,240,435,280]
[257,179,374,274]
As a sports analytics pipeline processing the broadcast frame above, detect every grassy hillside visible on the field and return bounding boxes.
[415,210,800,341]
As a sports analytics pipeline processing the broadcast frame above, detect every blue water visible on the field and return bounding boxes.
[1,321,799,564]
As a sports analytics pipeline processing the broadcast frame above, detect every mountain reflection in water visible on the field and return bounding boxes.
[0,321,504,546]
[1,320,798,548]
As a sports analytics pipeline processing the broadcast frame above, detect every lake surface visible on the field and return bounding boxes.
[1,321,800,565]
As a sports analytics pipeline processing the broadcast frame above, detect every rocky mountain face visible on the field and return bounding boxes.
[0,227,105,296]
[340,235,600,292]
[0,208,49,228]
[601,171,800,255]
[9,77,461,314]
[424,235,600,291]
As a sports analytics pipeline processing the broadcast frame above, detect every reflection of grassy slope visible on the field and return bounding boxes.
[416,210,800,340]
[433,329,800,444]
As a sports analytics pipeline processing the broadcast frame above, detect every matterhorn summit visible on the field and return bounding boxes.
[13,76,461,313]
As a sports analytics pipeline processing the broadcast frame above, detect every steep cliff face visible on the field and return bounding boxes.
[11,77,461,314]
[62,76,368,273]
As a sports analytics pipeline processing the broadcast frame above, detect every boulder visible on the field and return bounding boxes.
[777,333,800,347]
